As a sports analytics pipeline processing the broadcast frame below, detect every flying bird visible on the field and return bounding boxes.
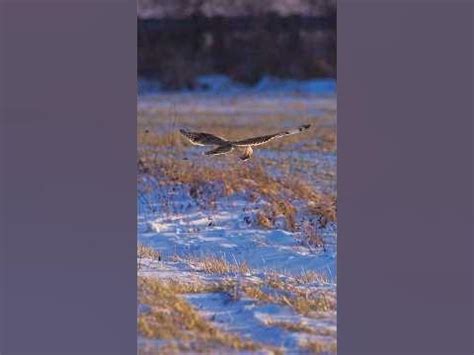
[179,124,311,161]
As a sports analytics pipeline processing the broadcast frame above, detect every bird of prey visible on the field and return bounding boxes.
[179,124,311,161]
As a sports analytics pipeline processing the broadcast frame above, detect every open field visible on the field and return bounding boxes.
[137,79,336,354]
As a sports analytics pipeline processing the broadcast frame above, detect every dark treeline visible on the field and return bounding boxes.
[138,13,336,90]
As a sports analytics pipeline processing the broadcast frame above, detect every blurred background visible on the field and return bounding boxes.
[137,0,336,91]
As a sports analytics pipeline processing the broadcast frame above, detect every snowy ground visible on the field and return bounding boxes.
[137,77,337,354]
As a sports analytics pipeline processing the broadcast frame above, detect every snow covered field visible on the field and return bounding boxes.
[137,78,337,354]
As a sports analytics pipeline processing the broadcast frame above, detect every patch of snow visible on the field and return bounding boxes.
[138,188,336,277]
[185,292,336,352]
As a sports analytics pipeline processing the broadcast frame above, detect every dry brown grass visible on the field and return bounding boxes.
[137,275,334,352]
[285,292,335,315]
[138,277,264,353]
[149,256,336,317]
[264,320,335,337]
[256,210,274,229]
[138,111,336,153]
[300,340,337,354]
[241,283,274,303]
[139,341,234,355]
[300,221,326,248]
[198,256,250,275]
[295,270,330,285]
[138,129,184,150]
[265,270,331,292]
[256,199,297,231]
[241,281,336,316]
[138,244,161,260]
[161,277,235,294]
[138,156,336,229]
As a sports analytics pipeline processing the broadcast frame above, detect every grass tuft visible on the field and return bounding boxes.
[138,244,161,260]
[138,277,266,352]
[199,256,250,275]
[264,320,335,337]
[300,340,337,354]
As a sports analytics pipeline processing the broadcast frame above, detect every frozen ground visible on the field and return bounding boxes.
[139,184,335,275]
[137,79,336,354]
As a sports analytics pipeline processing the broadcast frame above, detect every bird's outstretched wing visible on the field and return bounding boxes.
[204,144,234,156]
[179,129,229,146]
[231,124,311,147]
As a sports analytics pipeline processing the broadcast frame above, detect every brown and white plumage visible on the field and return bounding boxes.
[239,146,253,161]
[179,124,311,161]
[179,129,228,146]
[203,144,234,156]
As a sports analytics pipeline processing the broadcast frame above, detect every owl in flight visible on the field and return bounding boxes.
[179,124,311,161]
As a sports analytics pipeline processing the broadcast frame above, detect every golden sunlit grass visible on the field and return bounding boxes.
[140,265,335,318]
[256,210,274,229]
[138,156,336,229]
[138,277,267,353]
[265,272,336,314]
[256,199,297,231]
[169,253,251,276]
[285,292,335,315]
[160,277,234,294]
[300,221,326,248]
[137,244,160,260]
[137,101,336,154]
[138,266,335,351]
[142,253,336,317]
[198,256,250,275]
[139,123,336,153]
[300,340,337,354]
[296,270,330,285]
[241,281,336,316]
[264,320,335,337]
[240,283,274,303]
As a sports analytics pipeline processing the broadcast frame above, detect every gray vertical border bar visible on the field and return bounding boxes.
[0,1,136,354]
[338,1,472,354]
[0,3,6,350]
